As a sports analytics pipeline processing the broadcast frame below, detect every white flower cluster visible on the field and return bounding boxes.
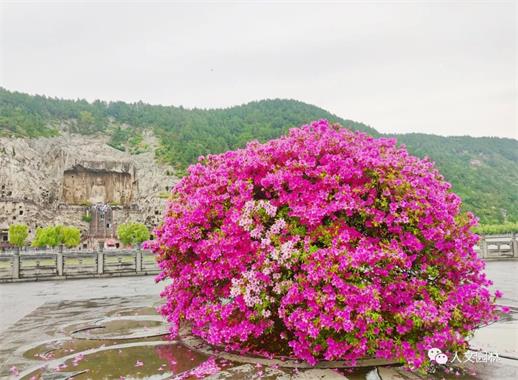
[270,240,298,265]
[238,200,278,231]
[230,270,275,310]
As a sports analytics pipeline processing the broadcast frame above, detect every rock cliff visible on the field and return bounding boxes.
[0,131,177,243]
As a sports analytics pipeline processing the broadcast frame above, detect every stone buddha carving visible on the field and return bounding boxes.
[89,177,107,204]
[73,183,83,204]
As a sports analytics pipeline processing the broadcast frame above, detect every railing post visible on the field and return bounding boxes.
[136,249,142,273]
[12,252,20,279]
[480,235,488,259]
[512,233,518,258]
[97,251,104,274]
[57,252,64,276]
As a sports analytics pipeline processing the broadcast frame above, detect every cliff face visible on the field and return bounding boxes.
[0,131,177,241]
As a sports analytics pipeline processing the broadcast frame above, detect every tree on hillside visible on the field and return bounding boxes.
[8,224,28,251]
[78,110,95,126]
[117,222,150,247]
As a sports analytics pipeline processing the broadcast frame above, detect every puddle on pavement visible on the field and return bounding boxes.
[63,318,168,341]
[22,343,213,380]
[24,337,165,361]
[76,320,163,337]
[107,307,158,317]
[335,367,379,380]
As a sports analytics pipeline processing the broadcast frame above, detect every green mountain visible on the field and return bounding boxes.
[1,87,516,224]
[388,134,518,225]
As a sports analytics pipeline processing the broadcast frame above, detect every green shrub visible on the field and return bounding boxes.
[82,214,92,223]
[472,222,518,235]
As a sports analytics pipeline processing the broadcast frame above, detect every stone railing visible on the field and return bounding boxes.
[0,249,159,282]
[0,234,515,282]
[475,234,518,259]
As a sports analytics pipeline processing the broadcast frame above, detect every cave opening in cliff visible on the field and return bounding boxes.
[62,166,134,206]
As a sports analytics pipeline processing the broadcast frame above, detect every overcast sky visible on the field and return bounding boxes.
[1,1,516,138]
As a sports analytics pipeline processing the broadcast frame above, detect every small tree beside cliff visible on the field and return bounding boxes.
[117,222,149,247]
[8,224,29,250]
[61,226,81,248]
[32,225,81,249]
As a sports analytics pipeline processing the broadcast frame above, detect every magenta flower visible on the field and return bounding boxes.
[147,120,501,369]
[9,366,19,376]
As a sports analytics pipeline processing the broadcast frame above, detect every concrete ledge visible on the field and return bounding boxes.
[482,257,518,261]
[0,270,160,283]
[178,326,400,369]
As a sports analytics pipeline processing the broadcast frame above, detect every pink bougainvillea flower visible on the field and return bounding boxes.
[72,353,84,367]
[55,363,68,371]
[146,120,502,370]
[135,360,144,367]
[9,366,19,376]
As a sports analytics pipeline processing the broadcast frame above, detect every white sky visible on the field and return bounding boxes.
[1,0,517,138]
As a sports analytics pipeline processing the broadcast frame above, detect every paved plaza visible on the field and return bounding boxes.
[0,261,516,379]
[0,275,165,335]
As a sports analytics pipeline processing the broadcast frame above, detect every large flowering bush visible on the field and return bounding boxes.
[147,120,502,369]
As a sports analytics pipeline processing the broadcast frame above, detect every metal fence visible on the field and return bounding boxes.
[0,249,159,282]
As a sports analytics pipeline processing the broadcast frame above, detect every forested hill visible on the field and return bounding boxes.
[388,133,518,224]
[0,87,376,164]
[1,87,516,224]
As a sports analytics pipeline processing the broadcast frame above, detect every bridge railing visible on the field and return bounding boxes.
[0,249,159,282]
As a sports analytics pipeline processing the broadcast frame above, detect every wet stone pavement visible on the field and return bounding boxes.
[0,261,516,380]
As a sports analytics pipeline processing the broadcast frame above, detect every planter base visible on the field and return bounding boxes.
[178,326,401,369]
